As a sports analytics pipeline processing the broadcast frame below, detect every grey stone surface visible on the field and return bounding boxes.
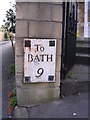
[16,87,60,106]
[61,65,89,97]
[16,3,62,22]
[16,73,23,86]
[70,65,89,81]
[16,3,51,21]
[29,92,88,118]
[15,55,24,74]
[14,92,88,118]
[56,55,61,72]
[16,20,28,37]
[29,21,62,38]
[14,106,29,118]
[72,64,88,74]
[56,39,62,56]
[15,38,24,56]
[52,4,62,21]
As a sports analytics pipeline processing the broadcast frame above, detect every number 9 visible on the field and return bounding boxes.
[35,68,44,78]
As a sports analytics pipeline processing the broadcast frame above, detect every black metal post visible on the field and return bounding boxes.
[64,2,69,79]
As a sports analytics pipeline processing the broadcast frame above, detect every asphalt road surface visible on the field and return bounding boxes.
[0,41,15,118]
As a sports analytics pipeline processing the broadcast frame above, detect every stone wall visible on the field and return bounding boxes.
[16,2,62,106]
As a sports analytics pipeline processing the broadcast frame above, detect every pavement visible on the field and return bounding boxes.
[14,92,88,118]
[61,65,89,97]
[0,41,15,119]
[29,92,88,118]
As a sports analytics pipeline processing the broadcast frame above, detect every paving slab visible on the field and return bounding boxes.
[28,92,88,118]
[61,65,89,96]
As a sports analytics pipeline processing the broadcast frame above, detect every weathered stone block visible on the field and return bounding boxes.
[56,39,62,56]
[15,56,24,73]
[56,55,61,72]
[16,20,28,37]
[14,106,29,118]
[16,74,23,86]
[16,87,60,106]
[15,38,24,56]
[52,4,62,22]
[29,21,62,38]
[16,3,52,21]
[55,72,60,85]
